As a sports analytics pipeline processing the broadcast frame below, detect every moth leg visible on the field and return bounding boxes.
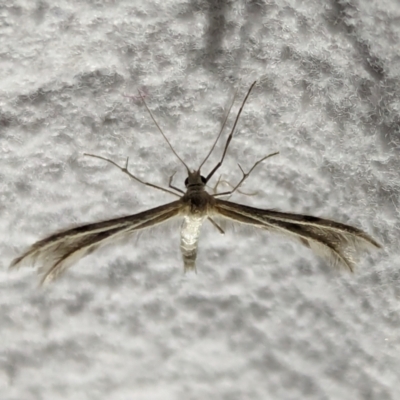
[84,153,180,197]
[211,174,258,196]
[211,174,224,194]
[208,217,225,235]
[168,171,184,194]
[213,151,279,198]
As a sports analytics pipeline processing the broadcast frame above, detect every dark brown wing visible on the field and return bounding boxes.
[10,200,183,284]
[214,199,381,271]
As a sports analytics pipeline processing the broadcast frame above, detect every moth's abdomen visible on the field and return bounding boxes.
[180,215,205,272]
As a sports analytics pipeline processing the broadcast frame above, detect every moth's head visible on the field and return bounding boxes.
[184,170,207,187]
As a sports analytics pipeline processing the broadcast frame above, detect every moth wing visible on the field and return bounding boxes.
[10,200,183,284]
[214,199,381,271]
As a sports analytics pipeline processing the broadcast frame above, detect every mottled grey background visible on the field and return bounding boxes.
[1,1,399,399]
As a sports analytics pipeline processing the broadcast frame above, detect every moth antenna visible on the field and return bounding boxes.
[138,90,190,173]
[205,81,257,183]
[199,82,241,170]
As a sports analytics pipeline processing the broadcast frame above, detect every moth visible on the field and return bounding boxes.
[10,82,381,285]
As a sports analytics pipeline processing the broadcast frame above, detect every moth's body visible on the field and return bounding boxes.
[180,170,215,271]
[9,82,381,284]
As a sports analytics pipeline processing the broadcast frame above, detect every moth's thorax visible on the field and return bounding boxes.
[181,169,215,216]
[181,188,215,216]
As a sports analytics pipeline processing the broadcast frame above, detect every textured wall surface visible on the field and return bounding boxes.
[1,1,399,399]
